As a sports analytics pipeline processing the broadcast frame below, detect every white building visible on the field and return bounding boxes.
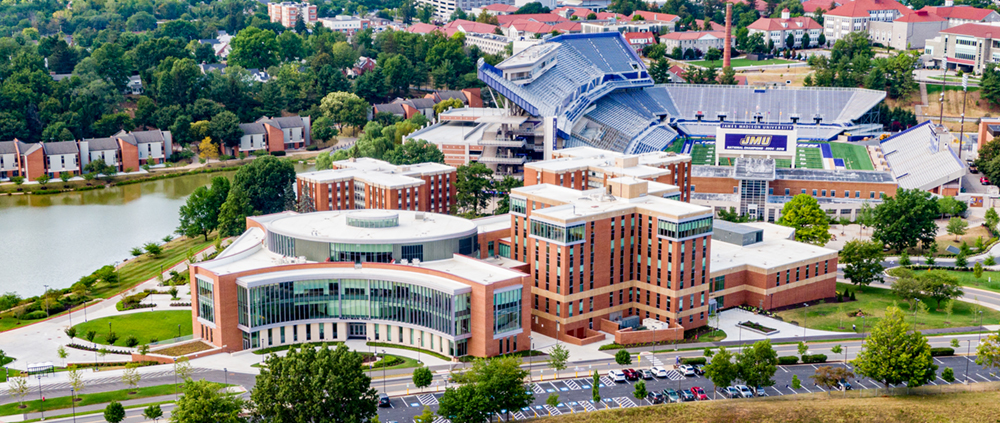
[318,15,371,35]
[824,0,909,43]
[747,10,823,49]
[419,0,514,20]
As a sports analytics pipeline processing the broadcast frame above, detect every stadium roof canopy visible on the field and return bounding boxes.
[879,121,966,191]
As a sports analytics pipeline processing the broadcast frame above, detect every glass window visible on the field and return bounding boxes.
[657,217,713,239]
[197,278,215,323]
[530,220,584,244]
[511,197,527,214]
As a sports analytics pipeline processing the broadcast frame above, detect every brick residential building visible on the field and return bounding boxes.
[296,158,457,214]
[268,2,318,28]
[748,10,823,49]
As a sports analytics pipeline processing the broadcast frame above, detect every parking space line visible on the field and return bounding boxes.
[977,374,992,382]
[933,358,944,364]
[771,386,784,396]
[814,384,826,392]
[936,376,950,384]
[801,385,812,393]
[565,380,580,390]
[582,401,597,412]
[780,367,788,373]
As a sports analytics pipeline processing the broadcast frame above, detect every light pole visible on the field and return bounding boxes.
[803,303,809,337]
[43,285,49,317]
[177,324,181,338]
[966,340,972,385]
[529,337,534,383]
[70,387,76,423]
[939,60,947,127]
[382,349,387,393]
[36,372,44,421]
[224,367,228,386]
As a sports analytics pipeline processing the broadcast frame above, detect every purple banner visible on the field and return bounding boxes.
[723,133,788,152]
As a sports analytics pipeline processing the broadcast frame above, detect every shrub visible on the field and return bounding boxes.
[124,335,140,348]
[106,332,120,345]
[680,357,707,365]
[306,145,319,151]
[801,354,827,364]
[24,310,48,320]
[778,356,800,365]
[270,151,286,156]
[930,347,955,357]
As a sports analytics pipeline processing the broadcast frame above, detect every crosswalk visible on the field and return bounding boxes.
[36,367,211,391]
[565,379,580,390]
[647,355,664,367]
[417,394,439,405]
[664,370,685,381]
[614,396,637,408]
[530,383,544,394]
[511,411,527,420]
[543,404,562,415]
[430,417,450,423]
[581,400,598,412]
[599,376,615,386]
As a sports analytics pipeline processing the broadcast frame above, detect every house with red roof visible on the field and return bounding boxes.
[726,0,768,13]
[869,9,947,50]
[629,11,680,25]
[824,0,910,42]
[473,3,518,16]
[503,20,557,37]
[691,19,725,31]
[747,10,822,49]
[622,32,656,53]
[918,5,1000,27]
[924,23,1000,73]
[496,13,567,26]
[442,19,499,36]
[802,0,842,16]
[406,22,443,34]
[659,31,731,56]
[552,6,623,20]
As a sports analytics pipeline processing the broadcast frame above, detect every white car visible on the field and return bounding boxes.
[607,370,626,383]
[678,364,696,377]
[736,385,754,398]
[651,366,669,378]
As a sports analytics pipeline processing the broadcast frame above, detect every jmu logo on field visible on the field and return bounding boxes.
[739,135,773,147]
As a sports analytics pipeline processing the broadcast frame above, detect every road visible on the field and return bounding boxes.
[376,355,999,423]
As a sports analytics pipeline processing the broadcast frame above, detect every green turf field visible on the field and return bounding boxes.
[829,142,875,170]
[795,147,824,169]
[690,144,716,165]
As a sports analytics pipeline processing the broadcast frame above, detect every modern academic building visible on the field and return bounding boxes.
[190,210,529,357]
[296,158,457,214]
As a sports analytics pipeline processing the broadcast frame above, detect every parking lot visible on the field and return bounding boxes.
[375,356,1000,422]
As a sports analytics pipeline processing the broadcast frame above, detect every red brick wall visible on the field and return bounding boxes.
[22,148,44,181]
[118,140,139,173]
[264,123,285,152]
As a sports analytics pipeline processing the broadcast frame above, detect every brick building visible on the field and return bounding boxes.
[296,158,457,214]
[267,2,318,28]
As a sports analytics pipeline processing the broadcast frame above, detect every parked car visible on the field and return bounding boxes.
[690,386,709,400]
[982,176,991,185]
[623,368,639,381]
[647,391,665,404]
[970,163,979,173]
[379,393,391,407]
[679,389,695,402]
[737,385,754,398]
[724,386,741,398]
[651,366,669,378]
[678,364,696,377]
[608,370,626,383]
[836,380,853,391]
[693,364,705,375]
[640,369,655,380]
[754,386,769,397]
[662,389,681,403]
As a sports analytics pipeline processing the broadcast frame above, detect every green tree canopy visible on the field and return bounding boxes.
[384,140,445,165]
[177,176,230,240]
[209,111,243,149]
[736,339,778,389]
[171,380,245,423]
[217,156,295,236]
[872,188,939,252]
[704,346,737,399]
[840,239,884,286]
[252,344,378,423]
[777,194,832,245]
[852,306,936,389]
[228,27,280,70]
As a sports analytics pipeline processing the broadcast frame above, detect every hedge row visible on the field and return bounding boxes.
[778,356,799,365]
[69,361,160,369]
[802,354,828,364]
[680,357,706,365]
[931,347,955,357]
[66,343,133,355]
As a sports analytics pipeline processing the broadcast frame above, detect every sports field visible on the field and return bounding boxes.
[795,147,824,169]
[828,142,875,170]
[686,141,874,171]
[690,144,715,165]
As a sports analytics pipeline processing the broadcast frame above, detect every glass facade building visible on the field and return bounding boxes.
[197,279,215,323]
[493,288,522,334]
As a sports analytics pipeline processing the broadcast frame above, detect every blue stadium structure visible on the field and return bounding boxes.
[477,32,888,155]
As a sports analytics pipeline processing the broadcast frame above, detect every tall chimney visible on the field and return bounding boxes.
[723,3,733,68]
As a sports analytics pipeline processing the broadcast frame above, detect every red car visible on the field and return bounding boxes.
[622,368,639,381]
[981,176,991,185]
[690,386,709,401]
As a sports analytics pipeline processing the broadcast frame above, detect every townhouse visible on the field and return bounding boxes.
[748,10,823,49]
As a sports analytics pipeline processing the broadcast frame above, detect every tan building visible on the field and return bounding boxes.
[824,0,909,43]
[267,2,318,28]
[869,10,947,50]
[659,31,730,55]
[924,23,1000,73]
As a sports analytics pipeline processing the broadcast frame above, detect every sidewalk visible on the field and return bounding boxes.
[1,394,179,423]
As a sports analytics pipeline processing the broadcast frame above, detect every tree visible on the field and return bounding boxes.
[177,176,230,241]
[144,242,163,257]
[122,363,141,393]
[547,344,569,378]
[975,261,984,279]
[434,98,465,115]
[925,242,938,265]
[777,194,832,245]
[705,47,722,64]
[8,376,29,408]
[791,374,802,389]
[719,66,738,85]
[899,250,911,266]
[986,208,1000,233]
[252,344,377,423]
[615,349,632,365]
[852,306,935,390]
[704,347,737,399]
[633,380,648,401]
[413,366,433,390]
[69,365,85,398]
[437,384,492,423]
[143,404,163,421]
[840,240,885,286]
[797,341,809,358]
[737,339,778,389]
[890,270,923,309]
[105,401,126,423]
[977,330,1000,372]
[919,270,962,309]
[786,33,796,49]
[947,217,968,241]
[811,366,854,394]
[455,163,494,217]
[199,137,219,161]
[210,111,242,150]
[592,370,601,402]
[171,380,245,423]
[546,393,560,408]
[320,91,370,131]
[415,406,435,423]
[450,356,532,421]
[956,251,968,268]
[382,54,415,96]
[35,174,51,188]
[872,189,940,252]
[941,367,956,383]
[218,156,296,236]
[174,356,194,382]
[58,345,68,365]
[818,33,826,47]
[516,2,551,14]
[127,11,158,32]
[228,27,280,70]
[801,32,811,49]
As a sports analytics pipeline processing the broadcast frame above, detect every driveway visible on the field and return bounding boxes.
[716,308,842,343]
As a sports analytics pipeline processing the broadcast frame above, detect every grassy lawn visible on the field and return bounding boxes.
[0,356,18,382]
[71,310,192,346]
[926,84,981,94]
[775,283,1000,332]
[927,75,981,83]
[153,341,214,356]
[934,225,994,253]
[690,144,715,165]
[664,140,686,154]
[828,142,875,171]
[911,269,1000,294]
[541,389,1000,423]
[0,383,181,416]
[20,401,175,423]
[795,147,825,169]
[364,354,420,373]
[252,341,346,355]
[103,235,216,298]
[688,58,795,68]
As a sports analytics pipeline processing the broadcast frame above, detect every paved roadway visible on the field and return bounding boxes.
[375,355,999,423]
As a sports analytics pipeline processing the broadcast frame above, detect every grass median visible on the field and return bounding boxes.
[0,383,180,416]
[71,310,192,346]
[912,268,1000,294]
[776,282,1000,332]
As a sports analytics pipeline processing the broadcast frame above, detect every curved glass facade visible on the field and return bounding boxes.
[347,214,399,228]
[238,278,471,337]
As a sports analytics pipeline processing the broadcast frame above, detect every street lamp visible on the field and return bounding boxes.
[224,368,228,386]
[803,303,809,337]
[43,284,49,317]
[177,324,181,338]
[382,349,387,393]
[966,340,972,385]
[36,372,44,421]
[70,387,76,423]
[529,337,534,383]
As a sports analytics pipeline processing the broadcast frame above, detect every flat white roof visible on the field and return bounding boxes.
[513,184,710,223]
[496,42,559,69]
[405,121,489,146]
[474,214,513,234]
[259,210,478,244]
[419,255,526,285]
[710,222,837,273]
[297,158,453,188]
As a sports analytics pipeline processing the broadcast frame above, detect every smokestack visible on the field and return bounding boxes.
[724,3,733,68]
